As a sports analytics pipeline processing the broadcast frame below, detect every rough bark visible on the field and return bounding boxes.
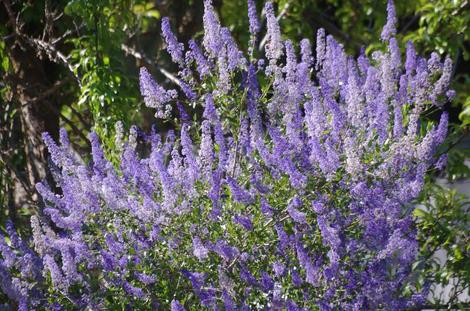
[3,40,61,217]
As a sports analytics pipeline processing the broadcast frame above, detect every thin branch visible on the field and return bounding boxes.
[441,128,469,155]
[3,0,19,32]
[0,157,34,196]
[3,0,81,87]
[26,37,81,87]
[19,78,91,131]
[227,210,291,269]
[59,113,89,144]
[401,14,420,34]
[121,43,182,87]
[22,77,72,107]
[64,100,91,129]
[53,12,64,22]
[42,0,54,41]
[51,29,73,45]
[121,43,152,65]
[259,1,291,52]
[159,68,183,86]
[41,100,89,143]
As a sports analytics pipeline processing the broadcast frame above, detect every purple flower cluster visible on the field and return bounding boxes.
[0,1,453,309]
[162,17,185,64]
[139,67,177,118]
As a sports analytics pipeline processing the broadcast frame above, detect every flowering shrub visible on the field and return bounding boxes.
[0,0,454,309]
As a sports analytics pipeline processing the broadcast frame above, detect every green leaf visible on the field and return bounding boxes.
[413,208,429,218]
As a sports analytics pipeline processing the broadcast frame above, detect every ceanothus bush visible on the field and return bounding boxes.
[0,0,453,309]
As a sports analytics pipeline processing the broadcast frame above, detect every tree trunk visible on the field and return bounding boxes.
[6,44,61,215]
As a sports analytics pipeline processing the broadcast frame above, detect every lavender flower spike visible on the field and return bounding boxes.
[247,0,260,36]
[139,67,177,119]
[264,2,283,62]
[161,17,184,64]
[171,300,186,311]
[203,0,222,58]
[381,0,397,41]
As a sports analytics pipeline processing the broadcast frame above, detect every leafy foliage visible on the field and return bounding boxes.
[415,183,470,306]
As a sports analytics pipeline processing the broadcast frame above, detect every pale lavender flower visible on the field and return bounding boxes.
[203,0,222,58]
[233,215,253,231]
[179,80,196,100]
[435,154,447,170]
[291,269,303,287]
[316,28,326,70]
[30,216,47,256]
[176,102,191,123]
[427,52,442,73]
[181,124,199,186]
[264,2,283,62]
[188,39,212,79]
[284,40,297,86]
[300,39,313,67]
[286,299,302,311]
[317,215,341,250]
[247,0,260,36]
[42,132,74,171]
[135,272,156,285]
[43,255,67,291]
[357,48,370,76]
[101,250,117,271]
[36,182,62,210]
[416,112,448,162]
[377,229,418,264]
[226,176,254,205]
[223,290,237,310]
[212,240,239,262]
[192,237,209,261]
[204,94,227,169]
[161,17,184,64]
[296,61,310,95]
[405,41,417,75]
[0,236,16,269]
[0,263,23,304]
[431,57,453,105]
[260,198,273,217]
[389,37,401,73]
[123,282,145,299]
[287,198,307,224]
[275,224,290,254]
[381,0,397,41]
[203,93,218,121]
[58,127,71,153]
[139,67,177,119]
[171,300,186,311]
[240,264,258,286]
[61,247,80,284]
[435,111,449,145]
[295,240,317,285]
[379,51,396,99]
[168,142,185,184]
[150,149,177,211]
[345,67,364,126]
[221,27,246,70]
[198,120,214,180]
[273,261,285,277]
[393,99,404,138]
[260,271,274,291]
